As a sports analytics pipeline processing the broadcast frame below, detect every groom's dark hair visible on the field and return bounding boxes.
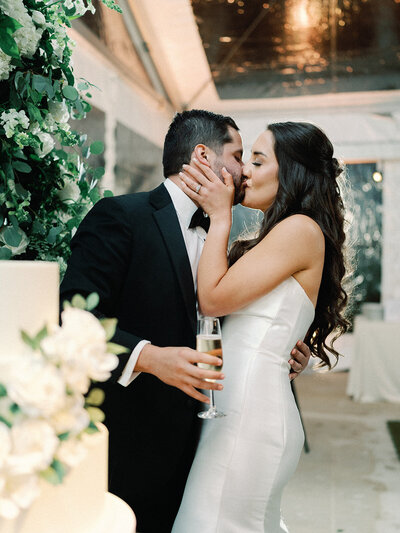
[162,109,239,178]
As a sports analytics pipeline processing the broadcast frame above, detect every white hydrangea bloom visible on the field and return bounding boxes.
[31,10,46,26]
[0,0,44,58]
[64,0,95,16]
[0,50,14,81]
[0,109,29,138]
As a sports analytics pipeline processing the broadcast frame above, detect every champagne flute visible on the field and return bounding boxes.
[196,316,226,419]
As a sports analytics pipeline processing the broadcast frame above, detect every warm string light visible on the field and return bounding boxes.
[372,171,383,183]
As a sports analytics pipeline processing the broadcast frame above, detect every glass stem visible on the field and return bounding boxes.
[209,389,216,411]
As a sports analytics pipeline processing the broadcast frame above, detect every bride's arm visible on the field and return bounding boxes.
[180,161,324,317]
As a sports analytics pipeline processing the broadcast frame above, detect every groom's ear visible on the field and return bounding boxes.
[192,144,211,167]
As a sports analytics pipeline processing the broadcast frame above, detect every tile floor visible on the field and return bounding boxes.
[282,371,400,533]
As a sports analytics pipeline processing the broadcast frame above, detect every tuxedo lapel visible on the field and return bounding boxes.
[150,184,197,336]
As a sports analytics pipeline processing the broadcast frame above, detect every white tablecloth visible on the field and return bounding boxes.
[347,316,400,402]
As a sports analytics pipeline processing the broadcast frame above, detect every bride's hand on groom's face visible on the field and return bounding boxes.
[179,159,234,220]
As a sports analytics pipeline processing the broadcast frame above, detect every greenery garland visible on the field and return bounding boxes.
[0,0,121,275]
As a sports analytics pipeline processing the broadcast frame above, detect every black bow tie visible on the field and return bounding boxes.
[189,207,210,232]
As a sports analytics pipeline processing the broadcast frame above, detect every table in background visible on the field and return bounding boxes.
[347,316,400,402]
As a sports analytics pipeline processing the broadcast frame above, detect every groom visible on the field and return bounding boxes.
[60,110,310,533]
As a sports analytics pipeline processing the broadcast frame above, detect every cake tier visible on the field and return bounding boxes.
[0,261,59,357]
[0,425,136,533]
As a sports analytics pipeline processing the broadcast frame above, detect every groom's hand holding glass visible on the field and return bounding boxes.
[137,343,224,404]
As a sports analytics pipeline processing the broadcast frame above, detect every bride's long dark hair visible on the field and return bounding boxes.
[229,121,350,368]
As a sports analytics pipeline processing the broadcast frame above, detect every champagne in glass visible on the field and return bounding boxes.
[197,335,223,382]
[197,316,226,418]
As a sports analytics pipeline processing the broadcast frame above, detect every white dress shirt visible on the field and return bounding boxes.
[118,179,206,386]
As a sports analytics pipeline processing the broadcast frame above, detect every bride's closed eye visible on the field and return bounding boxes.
[252,162,262,167]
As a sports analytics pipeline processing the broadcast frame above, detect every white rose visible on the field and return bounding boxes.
[7,419,58,476]
[48,100,69,123]
[35,132,54,157]
[31,10,46,26]
[7,356,66,418]
[56,179,81,204]
[41,308,118,391]
[56,438,87,468]
[0,423,11,469]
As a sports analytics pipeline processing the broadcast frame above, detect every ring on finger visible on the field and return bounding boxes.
[195,184,201,193]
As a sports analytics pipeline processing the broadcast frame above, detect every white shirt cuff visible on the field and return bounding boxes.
[117,340,150,387]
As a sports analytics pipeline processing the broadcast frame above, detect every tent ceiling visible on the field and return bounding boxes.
[191,0,400,99]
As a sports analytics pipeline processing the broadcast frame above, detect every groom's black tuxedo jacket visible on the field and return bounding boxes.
[60,183,202,532]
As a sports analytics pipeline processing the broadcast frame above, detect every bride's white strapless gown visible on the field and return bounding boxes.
[172,277,315,533]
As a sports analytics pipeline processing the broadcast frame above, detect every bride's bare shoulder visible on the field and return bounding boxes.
[259,214,325,252]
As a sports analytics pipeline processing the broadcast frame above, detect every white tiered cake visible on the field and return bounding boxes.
[0,261,136,533]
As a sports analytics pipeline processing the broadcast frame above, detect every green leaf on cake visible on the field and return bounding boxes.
[21,330,36,350]
[41,460,67,485]
[0,415,11,428]
[9,403,21,414]
[85,420,100,434]
[100,318,117,341]
[107,342,129,355]
[86,387,105,406]
[86,406,105,423]
[71,294,86,309]
[0,383,7,397]
[58,432,70,441]
[86,292,99,311]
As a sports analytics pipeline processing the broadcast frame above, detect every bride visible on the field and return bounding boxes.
[172,121,349,532]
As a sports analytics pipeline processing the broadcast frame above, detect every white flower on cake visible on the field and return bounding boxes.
[0,296,123,520]
[7,357,66,418]
[42,307,118,394]
[50,395,90,436]
[7,420,58,476]
[56,438,87,469]
[0,423,11,469]
[0,473,40,519]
